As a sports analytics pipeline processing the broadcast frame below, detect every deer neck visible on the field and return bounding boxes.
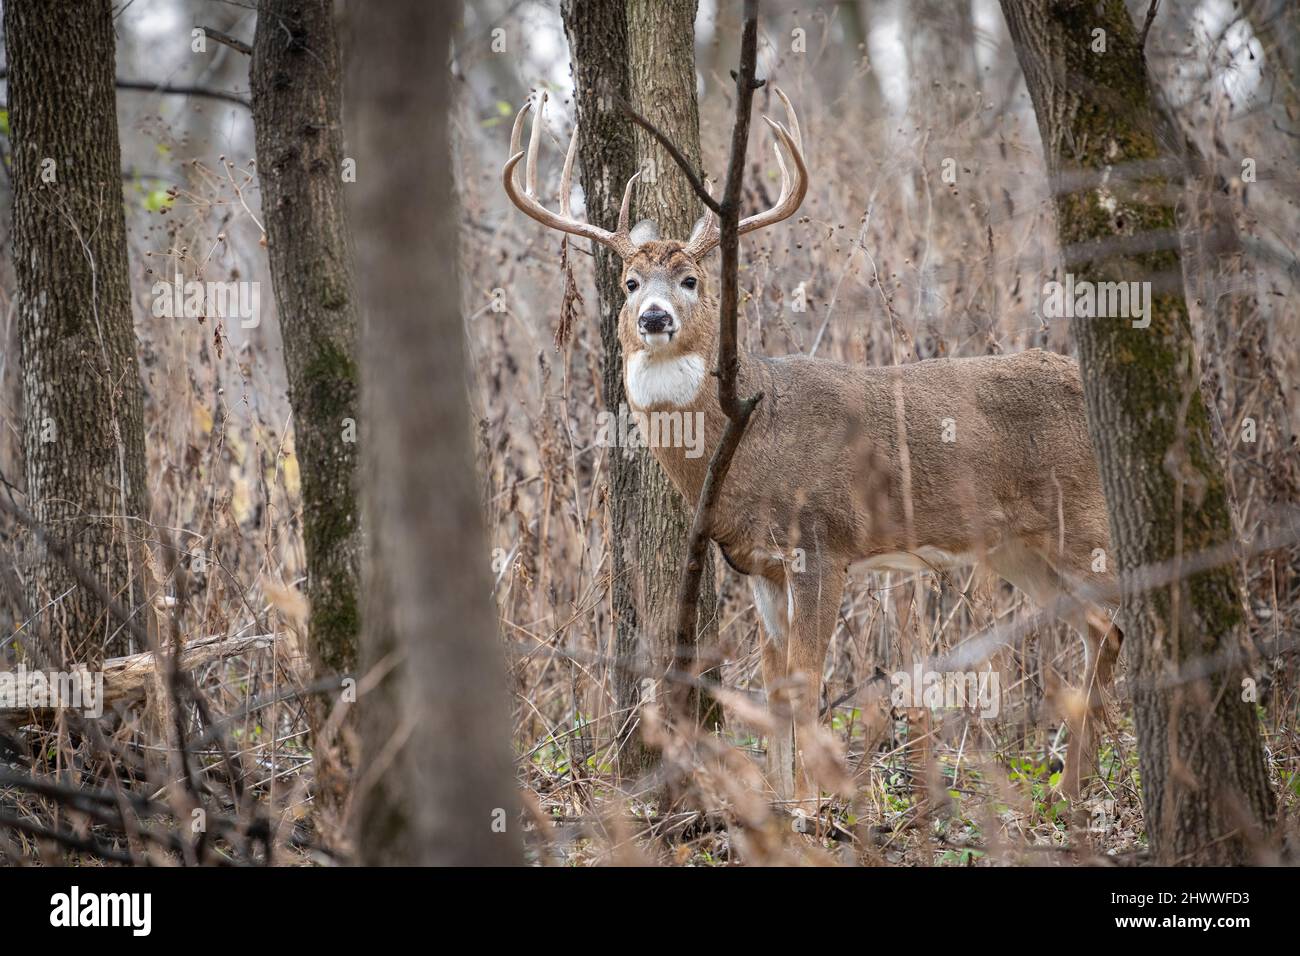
[622,340,760,506]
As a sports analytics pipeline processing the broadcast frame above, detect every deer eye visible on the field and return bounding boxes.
[681,276,697,291]
[625,278,639,293]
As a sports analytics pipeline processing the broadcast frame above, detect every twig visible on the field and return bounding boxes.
[1139,0,1160,50]
[669,0,766,715]
[0,491,265,861]
[112,78,250,109]
[616,96,723,216]
[0,810,138,864]
[197,24,253,56]
[0,69,250,109]
[0,492,152,657]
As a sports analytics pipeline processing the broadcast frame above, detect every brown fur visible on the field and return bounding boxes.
[618,240,1122,804]
[502,89,1122,805]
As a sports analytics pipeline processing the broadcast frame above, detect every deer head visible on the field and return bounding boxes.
[502,89,808,370]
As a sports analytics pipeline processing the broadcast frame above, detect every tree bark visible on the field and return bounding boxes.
[251,0,361,679]
[626,0,723,732]
[6,0,150,664]
[562,0,720,786]
[250,0,362,830]
[347,0,522,866]
[999,0,1275,864]
[560,0,646,780]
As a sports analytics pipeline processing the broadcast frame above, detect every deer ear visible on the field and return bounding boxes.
[629,219,659,247]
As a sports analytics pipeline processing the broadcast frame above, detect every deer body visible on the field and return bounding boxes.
[623,332,1108,581]
[505,91,1122,805]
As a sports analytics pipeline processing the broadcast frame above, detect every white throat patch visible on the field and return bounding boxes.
[626,351,706,408]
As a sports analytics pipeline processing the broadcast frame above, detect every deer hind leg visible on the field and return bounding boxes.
[785,563,846,809]
[750,575,794,801]
[987,543,1119,797]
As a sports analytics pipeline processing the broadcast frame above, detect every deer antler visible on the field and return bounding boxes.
[683,87,808,258]
[502,92,640,259]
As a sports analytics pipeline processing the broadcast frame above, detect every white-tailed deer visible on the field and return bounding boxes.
[503,90,1123,804]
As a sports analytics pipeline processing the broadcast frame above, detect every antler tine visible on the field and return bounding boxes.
[616,169,642,236]
[773,86,802,154]
[502,95,638,259]
[507,100,531,188]
[559,120,579,217]
[525,91,547,197]
[768,119,792,204]
[750,88,802,218]
[739,113,808,237]
[683,92,808,258]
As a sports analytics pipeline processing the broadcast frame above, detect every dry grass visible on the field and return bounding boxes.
[455,2,1300,865]
[0,1,1297,865]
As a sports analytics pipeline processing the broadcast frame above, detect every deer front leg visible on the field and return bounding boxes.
[786,562,846,809]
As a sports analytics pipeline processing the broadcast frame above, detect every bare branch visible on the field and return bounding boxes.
[197,24,253,56]
[0,633,288,718]
[1139,0,1160,49]
[113,77,250,109]
[0,68,251,109]
[616,95,723,216]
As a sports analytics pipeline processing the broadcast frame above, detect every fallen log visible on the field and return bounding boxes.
[0,632,288,717]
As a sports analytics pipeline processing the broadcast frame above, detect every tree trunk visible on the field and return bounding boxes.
[251,0,361,679]
[562,0,720,788]
[561,0,645,781]
[347,0,522,866]
[250,0,362,830]
[626,0,722,731]
[6,0,149,664]
[999,0,1275,864]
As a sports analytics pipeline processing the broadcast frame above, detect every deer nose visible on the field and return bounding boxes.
[639,309,670,333]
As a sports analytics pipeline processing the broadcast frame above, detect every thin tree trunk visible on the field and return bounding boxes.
[560,0,646,780]
[908,0,979,118]
[250,0,362,824]
[6,0,149,664]
[562,0,720,788]
[1000,0,1276,864]
[347,0,522,866]
[251,0,361,679]
[626,0,722,732]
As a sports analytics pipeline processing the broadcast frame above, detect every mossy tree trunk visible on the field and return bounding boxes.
[561,0,646,782]
[251,3,361,677]
[6,0,149,664]
[1000,0,1275,863]
[347,0,522,865]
